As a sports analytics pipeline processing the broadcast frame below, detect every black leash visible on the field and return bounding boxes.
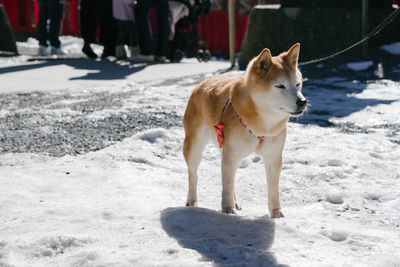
[218,98,231,122]
[299,7,400,66]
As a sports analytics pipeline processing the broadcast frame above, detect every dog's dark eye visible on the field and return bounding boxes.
[275,85,285,89]
[296,83,300,87]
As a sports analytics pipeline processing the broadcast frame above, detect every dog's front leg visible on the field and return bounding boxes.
[260,132,286,219]
[221,149,240,214]
[263,153,284,218]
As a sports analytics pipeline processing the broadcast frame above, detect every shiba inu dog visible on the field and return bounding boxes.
[183,43,307,218]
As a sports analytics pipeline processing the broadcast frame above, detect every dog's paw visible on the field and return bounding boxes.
[222,207,237,214]
[186,200,198,207]
[270,209,284,218]
[235,202,242,211]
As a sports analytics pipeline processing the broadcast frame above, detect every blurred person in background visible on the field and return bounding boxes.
[37,0,65,56]
[133,0,169,63]
[112,0,139,60]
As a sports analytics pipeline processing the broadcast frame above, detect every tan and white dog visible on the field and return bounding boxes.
[183,43,307,218]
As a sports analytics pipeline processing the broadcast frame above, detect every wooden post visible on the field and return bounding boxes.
[228,0,236,67]
[362,0,369,56]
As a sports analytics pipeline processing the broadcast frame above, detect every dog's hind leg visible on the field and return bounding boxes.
[183,125,210,207]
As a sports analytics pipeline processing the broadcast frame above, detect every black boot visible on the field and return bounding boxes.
[82,44,98,58]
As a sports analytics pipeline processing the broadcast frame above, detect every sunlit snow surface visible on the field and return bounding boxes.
[0,38,399,266]
[16,36,104,58]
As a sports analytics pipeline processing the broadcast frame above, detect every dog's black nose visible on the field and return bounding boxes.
[296,98,307,108]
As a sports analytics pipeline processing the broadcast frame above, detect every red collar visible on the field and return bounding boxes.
[214,99,264,148]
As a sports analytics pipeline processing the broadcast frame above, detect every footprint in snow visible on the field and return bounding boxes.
[326,191,344,204]
[322,230,348,242]
[327,159,344,167]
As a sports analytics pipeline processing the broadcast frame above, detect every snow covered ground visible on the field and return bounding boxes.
[0,37,399,266]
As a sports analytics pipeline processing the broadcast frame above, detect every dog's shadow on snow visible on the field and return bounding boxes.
[161,207,286,266]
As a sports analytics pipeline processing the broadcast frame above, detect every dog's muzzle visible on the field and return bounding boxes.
[296,98,307,108]
[291,97,308,116]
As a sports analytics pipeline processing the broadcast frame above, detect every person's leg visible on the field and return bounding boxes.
[135,0,153,55]
[115,20,128,59]
[154,0,169,57]
[128,21,140,57]
[99,18,118,58]
[129,21,138,48]
[80,0,97,45]
[116,20,128,46]
[122,20,136,48]
[48,0,64,48]
[37,0,49,47]
[80,0,98,57]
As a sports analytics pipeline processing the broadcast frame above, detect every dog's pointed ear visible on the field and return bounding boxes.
[256,48,272,73]
[285,43,300,66]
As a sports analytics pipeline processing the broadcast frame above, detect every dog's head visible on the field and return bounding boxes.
[245,43,307,118]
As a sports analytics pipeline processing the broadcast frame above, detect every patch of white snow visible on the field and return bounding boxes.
[347,61,373,71]
[380,42,400,55]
